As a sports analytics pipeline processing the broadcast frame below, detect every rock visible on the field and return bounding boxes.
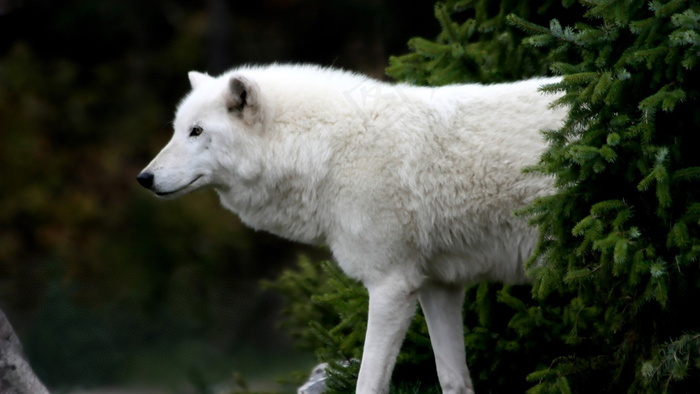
[297,363,329,394]
[0,309,50,394]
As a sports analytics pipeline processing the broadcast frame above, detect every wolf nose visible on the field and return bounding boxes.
[136,172,154,189]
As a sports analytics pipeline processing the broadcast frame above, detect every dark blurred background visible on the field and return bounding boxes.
[0,0,437,391]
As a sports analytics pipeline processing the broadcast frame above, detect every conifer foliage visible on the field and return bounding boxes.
[269,0,700,392]
[510,0,700,391]
[386,0,579,84]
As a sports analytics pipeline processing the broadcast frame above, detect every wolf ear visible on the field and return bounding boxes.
[227,75,261,124]
[188,71,213,89]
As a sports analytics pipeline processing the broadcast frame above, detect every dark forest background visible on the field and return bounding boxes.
[0,0,438,391]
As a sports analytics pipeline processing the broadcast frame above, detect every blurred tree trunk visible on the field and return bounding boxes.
[0,0,23,15]
[207,0,232,74]
[0,309,49,394]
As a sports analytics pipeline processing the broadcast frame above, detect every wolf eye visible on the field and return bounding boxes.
[189,126,203,137]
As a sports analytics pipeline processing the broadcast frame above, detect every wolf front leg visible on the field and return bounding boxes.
[355,277,420,394]
[419,283,474,394]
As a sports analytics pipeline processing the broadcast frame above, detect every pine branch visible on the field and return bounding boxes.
[506,14,551,35]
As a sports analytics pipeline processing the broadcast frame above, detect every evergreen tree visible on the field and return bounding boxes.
[510,0,700,391]
[386,0,580,84]
[269,0,700,392]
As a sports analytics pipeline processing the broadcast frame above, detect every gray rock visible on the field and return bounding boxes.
[0,309,50,394]
[297,363,329,394]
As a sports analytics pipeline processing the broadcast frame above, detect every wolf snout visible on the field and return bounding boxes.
[136,172,154,189]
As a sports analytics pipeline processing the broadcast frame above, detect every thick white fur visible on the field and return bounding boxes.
[139,64,566,394]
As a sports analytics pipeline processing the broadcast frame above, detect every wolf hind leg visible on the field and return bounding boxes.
[419,282,474,394]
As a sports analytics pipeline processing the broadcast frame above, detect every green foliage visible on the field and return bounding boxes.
[517,0,700,392]
[641,333,700,390]
[263,256,346,353]
[386,0,580,84]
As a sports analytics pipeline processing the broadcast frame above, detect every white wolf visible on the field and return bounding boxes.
[137,64,566,394]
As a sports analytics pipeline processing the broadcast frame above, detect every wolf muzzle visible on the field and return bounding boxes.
[136,172,154,189]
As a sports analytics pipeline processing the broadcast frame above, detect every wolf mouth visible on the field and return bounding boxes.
[156,175,203,197]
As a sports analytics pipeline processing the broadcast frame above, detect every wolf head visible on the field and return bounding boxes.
[137,71,267,198]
